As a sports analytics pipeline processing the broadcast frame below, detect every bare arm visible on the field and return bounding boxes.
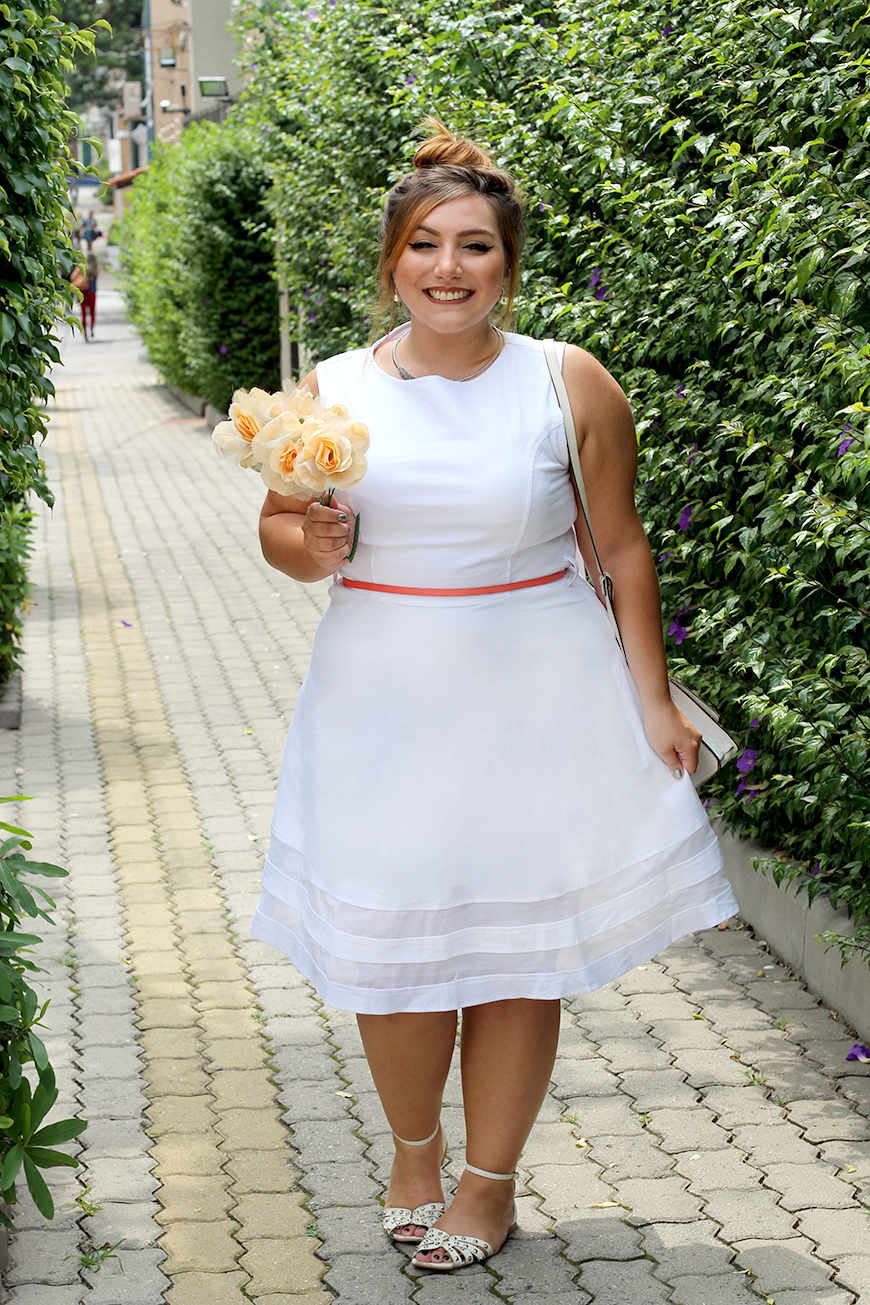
[561,345,700,776]
[258,368,355,582]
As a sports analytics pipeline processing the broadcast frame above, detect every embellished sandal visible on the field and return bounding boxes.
[411,1162,518,1272]
[381,1122,447,1244]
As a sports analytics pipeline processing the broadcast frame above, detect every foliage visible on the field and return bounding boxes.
[118,122,280,413]
[0,800,86,1225]
[57,0,142,112]
[0,501,33,683]
[0,0,99,687]
[229,0,869,954]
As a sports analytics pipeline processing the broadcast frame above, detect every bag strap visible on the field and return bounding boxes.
[543,338,625,656]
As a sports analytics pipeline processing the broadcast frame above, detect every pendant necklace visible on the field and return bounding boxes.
[392,328,504,382]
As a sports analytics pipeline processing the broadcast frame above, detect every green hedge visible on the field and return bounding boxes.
[0,0,95,685]
[118,122,280,414]
[232,0,869,955]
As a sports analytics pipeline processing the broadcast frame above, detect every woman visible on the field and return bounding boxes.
[80,253,98,339]
[251,121,737,1273]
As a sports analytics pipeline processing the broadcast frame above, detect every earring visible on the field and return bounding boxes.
[394,292,400,304]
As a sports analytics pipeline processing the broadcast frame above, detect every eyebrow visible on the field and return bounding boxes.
[415,225,497,238]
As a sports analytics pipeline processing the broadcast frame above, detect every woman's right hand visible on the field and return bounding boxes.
[301,500,354,572]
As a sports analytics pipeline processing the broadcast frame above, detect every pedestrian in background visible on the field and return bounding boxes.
[79,253,98,339]
[81,211,101,251]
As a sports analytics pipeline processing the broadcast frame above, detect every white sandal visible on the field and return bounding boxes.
[411,1163,518,1272]
[381,1122,448,1244]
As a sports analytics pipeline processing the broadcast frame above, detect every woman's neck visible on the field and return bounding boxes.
[392,318,501,380]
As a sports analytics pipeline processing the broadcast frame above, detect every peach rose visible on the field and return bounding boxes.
[213,386,286,468]
[251,411,309,497]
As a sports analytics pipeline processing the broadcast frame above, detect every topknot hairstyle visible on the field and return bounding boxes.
[375,118,525,330]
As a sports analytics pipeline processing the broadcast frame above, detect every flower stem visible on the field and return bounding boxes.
[346,512,361,563]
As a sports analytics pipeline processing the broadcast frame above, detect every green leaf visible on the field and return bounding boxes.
[1,1144,23,1191]
[22,1146,79,1169]
[28,1031,48,1071]
[29,1118,86,1148]
[22,1153,53,1219]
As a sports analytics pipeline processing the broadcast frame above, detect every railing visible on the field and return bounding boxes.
[183,99,235,129]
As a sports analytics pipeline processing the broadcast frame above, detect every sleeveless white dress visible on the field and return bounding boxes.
[250,329,738,1013]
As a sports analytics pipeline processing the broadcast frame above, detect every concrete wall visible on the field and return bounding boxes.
[718,822,870,1043]
[188,0,244,114]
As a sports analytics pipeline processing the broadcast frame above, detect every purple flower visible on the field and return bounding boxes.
[303,288,311,297]
[659,550,673,562]
[838,438,857,457]
[678,505,692,531]
[538,202,546,212]
[308,9,318,18]
[668,619,688,645]
[120,620,131,627]
[309,311,316,323]
[406,73,416,84]
[677,382,686,398]
[846,1044,870,1062]
[686,442,698,466]
[261,125,270,135]
[809,861,821,877]
[240,318,247,326]
[662,21,674,36]
[735,777,757,802]
[589,268,602,288]
[749,717,760,729]
[736,748,758,773]
[594,285,608,301]
[218,345,228,355]
[362,317,370,329]
[314,294,324,305]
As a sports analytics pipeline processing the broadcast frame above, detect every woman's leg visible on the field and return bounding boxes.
[358,1011,457,1234]
[414,997,560,1265]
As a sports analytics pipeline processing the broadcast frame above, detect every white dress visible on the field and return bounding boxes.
[250,329,738,1013]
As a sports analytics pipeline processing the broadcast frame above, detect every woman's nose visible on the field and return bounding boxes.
[434,245,461,278]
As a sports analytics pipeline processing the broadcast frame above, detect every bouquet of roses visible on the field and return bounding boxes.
[213,383,369,561]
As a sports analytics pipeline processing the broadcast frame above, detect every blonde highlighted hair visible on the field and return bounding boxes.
[374,118,525,333]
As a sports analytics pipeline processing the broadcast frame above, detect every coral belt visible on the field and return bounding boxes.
[340,569,567,597]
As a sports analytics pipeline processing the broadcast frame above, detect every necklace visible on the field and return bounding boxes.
[392,328,504,382]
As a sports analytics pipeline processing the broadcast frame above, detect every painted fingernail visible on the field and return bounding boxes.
[673,768,683,780]
[337,513,347,522]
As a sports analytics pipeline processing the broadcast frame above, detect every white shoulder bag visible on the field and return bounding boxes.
[543,338,738,789]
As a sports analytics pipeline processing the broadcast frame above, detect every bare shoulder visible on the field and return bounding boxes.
[300,367,319,396]
[562,344,632,420]
[561,343,634,449]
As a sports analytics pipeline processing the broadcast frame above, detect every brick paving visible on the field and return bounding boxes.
[2,282,869,1303]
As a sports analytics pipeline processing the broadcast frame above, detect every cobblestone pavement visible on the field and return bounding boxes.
[3,286,869,1304]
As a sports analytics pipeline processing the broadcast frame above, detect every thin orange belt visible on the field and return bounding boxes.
[340,569,567,598]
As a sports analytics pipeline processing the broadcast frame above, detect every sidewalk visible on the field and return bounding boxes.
[2,285,869,1304]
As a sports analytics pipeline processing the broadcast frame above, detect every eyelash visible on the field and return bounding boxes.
[408,241,494,253]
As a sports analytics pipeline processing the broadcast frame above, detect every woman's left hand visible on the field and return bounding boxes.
[642,699,701,779]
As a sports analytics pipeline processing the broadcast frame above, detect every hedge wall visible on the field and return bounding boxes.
[118,122,280,414]
[196,0,868,953]
[0,1,93,685]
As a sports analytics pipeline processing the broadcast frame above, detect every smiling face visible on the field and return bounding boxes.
[391,194,507,334]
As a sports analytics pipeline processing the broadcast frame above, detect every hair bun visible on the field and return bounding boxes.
[412,117,494,171]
